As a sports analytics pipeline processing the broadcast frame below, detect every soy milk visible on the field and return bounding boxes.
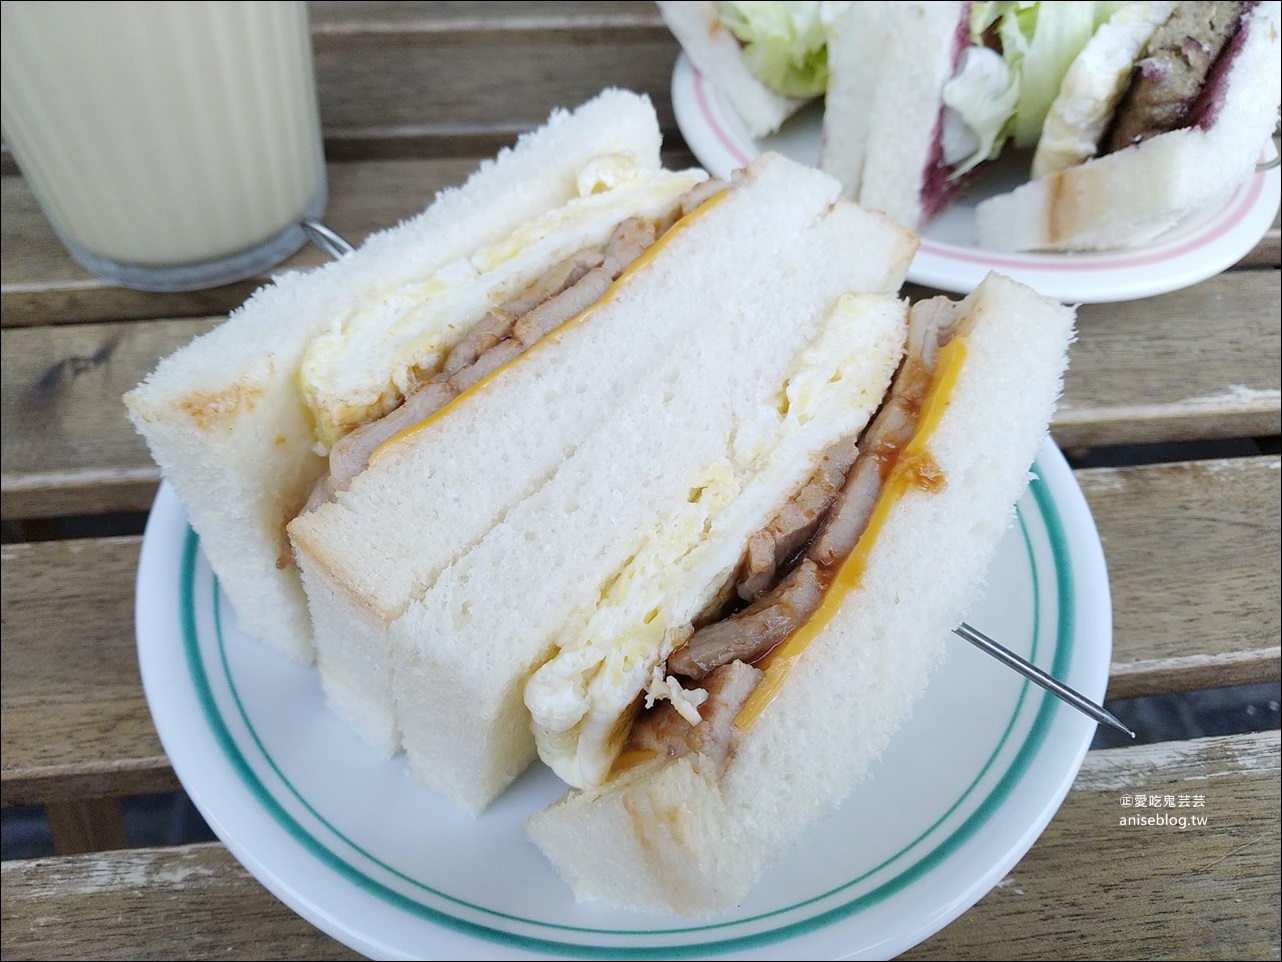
[1,1,325,288]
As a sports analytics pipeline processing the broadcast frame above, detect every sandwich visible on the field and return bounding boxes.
[525,269,1075,916]
[822,1,1281,251]
[127,81,1077,911]
[657,1,839,137]
[124,89,703,674]
[289,149,919,810]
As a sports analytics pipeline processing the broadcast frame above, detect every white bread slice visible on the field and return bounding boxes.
[819,2,893,197]
[328,154,917,813]
[977,1,1281,251]
[124,89,663,663]
[850,2,966,229]
[657,0,804,137]
[393,289,907,812]
[525,293,910,791]
[525,272,1076,915]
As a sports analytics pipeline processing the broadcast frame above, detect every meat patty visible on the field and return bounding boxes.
[1107,1,1245,151]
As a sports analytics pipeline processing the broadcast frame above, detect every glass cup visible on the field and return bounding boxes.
[1,0,327,291]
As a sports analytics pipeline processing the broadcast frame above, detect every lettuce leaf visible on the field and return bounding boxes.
[941,46,1021,176]
[719,1,832,98]
[946,1,1125,172]
[989,2,1122,146]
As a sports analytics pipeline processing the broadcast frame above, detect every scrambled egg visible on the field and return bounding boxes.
[297,157,707,449]
[1032,2,1178,179]
[524,293,906,789]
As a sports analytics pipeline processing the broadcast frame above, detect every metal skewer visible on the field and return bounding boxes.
[301,218,355,259]
[1256,111,1280,171]
[300,219,1134,740]
[955,622,1134,738]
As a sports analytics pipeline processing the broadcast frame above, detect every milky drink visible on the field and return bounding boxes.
[0,1,326,289]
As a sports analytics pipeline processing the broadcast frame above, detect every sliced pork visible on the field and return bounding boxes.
[736,435,860,602]
[669,560,825,680]
[308,178,731,508]
[667,296,963,679]
[442,248,604,377]
[625,659,763,773]
[678,176,729,217]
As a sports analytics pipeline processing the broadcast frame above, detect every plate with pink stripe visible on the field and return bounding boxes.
[672,54,1280,304]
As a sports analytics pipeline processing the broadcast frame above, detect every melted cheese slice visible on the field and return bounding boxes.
[735,336,969,728]
[369,188,730,464]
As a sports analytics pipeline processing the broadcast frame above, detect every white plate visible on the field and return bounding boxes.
[136,437,1110,960]
[672,54,1282,304]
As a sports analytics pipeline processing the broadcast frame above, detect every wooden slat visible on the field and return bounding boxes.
[905,730,1281,960]
[6,170,1272,330]
[4,459,1277,806]
[0,166,1269,328]
[0,2,676,178]
[0,841,364,962]
[1,158,476,328]
[0,537,179,806]
[2,731,1275,961]
[1234,208,1280,268]
[0,318,217,520]
[4,269,1277,520]
[0,151,698,328]
[309,0,666,35]
[309,1,678,163]
[1051,269,1281,450]
[1079,456,1282,699]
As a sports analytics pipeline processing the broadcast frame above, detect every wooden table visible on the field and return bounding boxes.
[2,3,1279,959]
